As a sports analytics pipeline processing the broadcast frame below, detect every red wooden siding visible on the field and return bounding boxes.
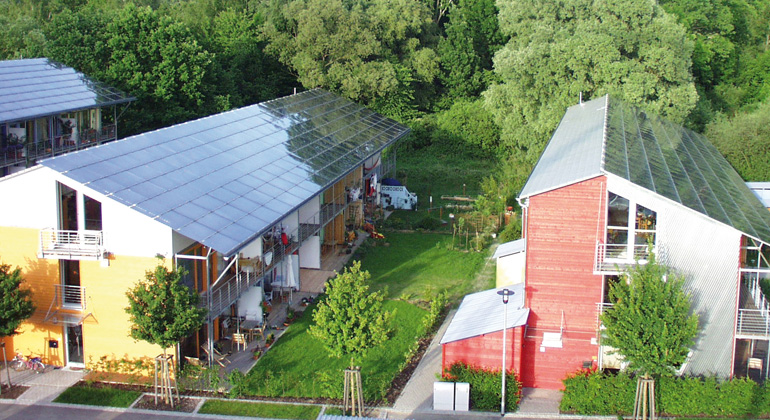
[521,176,606,389]
[442,326,525,376]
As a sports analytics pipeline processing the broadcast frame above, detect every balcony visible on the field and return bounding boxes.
[593,242,651,275]
[737,309,770,338]
[39,228,105,260]
[1,124,118,172]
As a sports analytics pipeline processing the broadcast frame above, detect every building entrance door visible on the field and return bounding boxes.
[65,325,85,367]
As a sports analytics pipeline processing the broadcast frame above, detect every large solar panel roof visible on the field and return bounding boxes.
[0,58,135,123]
[519,95,770,244]
[42,89,410,255]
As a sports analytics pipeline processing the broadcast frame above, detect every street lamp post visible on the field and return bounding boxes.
[497,288,515,417]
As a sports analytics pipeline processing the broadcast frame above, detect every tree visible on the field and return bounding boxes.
[0,262,35,338]
[601,252,698,418]
[438,0,506,101]
[309,261,394,362]
[484,0,698,172]
[0,261,35,390]
[125,260,206,405]
[260,0,439,117]
[706,100,770,181]
[104,4,218,135]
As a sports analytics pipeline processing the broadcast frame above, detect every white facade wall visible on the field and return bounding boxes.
[607,174,741,378]
[0,167,58,228]
[0,166,174,258]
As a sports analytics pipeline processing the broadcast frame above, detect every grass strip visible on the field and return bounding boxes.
[53,385,141,407]
[198,399,320,419]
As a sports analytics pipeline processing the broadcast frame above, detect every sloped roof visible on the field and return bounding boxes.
[492,238,525,259]
[440,284,529,344]
[0,58,134,124]
[519,95,770,244]
[41,89,410,255]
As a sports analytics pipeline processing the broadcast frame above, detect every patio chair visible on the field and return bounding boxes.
[232,333,249,352]
[201,344,231,367]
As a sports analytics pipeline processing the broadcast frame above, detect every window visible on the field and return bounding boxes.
[83,195,102,231]
[605,192,656,260]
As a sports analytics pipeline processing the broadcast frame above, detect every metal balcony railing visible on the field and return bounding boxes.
[737,309,770,338]
[593,242,651,274]
[1,124,117,171]
[39,228,104,260]
[202,271,262,322]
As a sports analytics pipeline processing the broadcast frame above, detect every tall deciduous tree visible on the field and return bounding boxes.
[260,0,439,118]
[0,262,35,339]
[601,253,699,377]
[309,261,394,363]
[485,0,698,171]
[438,0,506,100]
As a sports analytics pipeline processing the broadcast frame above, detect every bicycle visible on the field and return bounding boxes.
[10,353,45,373]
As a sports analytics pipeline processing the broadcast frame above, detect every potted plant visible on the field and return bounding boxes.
[262,300,271,314]
[284,307,296,326]
[252,349,262,360]
[265,333,275,348]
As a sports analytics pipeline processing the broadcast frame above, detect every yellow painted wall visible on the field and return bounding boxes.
[0,226,163,368]
[495,253,526,288]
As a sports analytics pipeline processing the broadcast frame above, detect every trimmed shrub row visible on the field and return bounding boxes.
[443,362,522,412]
[561,369,770,417]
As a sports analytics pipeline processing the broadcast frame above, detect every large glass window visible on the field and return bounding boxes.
[58,182,78,231]
[83,195,102,231]
[605,192,656,260]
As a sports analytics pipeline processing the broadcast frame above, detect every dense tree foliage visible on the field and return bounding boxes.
[2,0,770,189]
[260,0,440,118]
[309,262,394,362]
[706,100,770,181]
[601,254,699,377]
[125,262,206,351]
[485,0,698,171]
[438,0,506,101]
[0,261,35,338]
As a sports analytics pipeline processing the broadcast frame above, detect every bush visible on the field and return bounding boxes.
[443,362,521,412]
[498,214,522,243]
[561,368,770,417]
[560,369,635,415]
[415,215,442,231]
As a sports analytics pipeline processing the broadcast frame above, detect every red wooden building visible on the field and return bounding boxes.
[441,95,770,389]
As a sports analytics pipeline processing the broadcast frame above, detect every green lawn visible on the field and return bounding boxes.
[244,299,425,401]
[198,400,320,419]
[54,384,141,407]
[243,228,492,402]
[383,150,497,231]
[358,232,490,301]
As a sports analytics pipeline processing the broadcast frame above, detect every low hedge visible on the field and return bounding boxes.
[561,369,770,417]
[443,362,522,412]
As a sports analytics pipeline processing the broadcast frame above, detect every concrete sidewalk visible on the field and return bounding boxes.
[1,366,84,405]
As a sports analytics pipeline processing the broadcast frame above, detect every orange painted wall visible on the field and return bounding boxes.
[442,327,524,377]
[521,177,606,389]
[0,226,163,367]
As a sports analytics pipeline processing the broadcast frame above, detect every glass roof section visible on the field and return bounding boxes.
[603,97,770,243]
[0,58,135,124]
[41,89,410,255]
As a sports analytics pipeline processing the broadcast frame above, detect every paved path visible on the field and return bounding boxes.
[1,366,84,405]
